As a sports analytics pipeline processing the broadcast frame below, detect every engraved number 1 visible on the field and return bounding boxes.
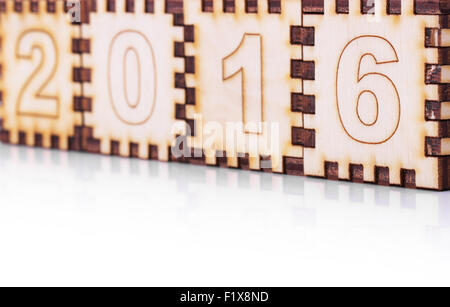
[222,34,263,134]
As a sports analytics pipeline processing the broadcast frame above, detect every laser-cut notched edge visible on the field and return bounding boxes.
[301,0,449,190]
[285,0,316,178]
[415,0,450,15]
[425,10,450,190]
[0,0,68,14]
[178,0,305,174]
[169,0,201,165]
[304,0,449,16]
[198,0,282,14]
[0,0,83,150]
[76,0,182,160]
[318,160,420,189]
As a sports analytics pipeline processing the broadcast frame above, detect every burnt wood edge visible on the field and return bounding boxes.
[425,12,450,190]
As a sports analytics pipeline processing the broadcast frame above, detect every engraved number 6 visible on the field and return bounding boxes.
[336,35,401,144]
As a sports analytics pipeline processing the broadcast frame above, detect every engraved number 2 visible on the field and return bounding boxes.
[222,34,263,134]
[16,30,59,118]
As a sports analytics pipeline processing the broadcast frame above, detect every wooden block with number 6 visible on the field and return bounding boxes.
[302,0,449,190]
[0,0,84,149]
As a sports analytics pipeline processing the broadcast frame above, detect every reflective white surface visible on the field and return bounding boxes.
[0,143,449,286]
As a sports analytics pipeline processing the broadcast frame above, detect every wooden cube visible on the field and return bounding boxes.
[301,0,449,190]
[78,0,185,160]
[0,0,84,149]
[182,0,304,173]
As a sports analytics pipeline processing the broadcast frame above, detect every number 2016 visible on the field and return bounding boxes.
[16,30,401,145]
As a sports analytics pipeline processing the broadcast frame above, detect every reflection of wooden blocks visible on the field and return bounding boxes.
[182,0,304,173]
[302,0,449,190]
[0,0,84,149]
[79,0,185,160]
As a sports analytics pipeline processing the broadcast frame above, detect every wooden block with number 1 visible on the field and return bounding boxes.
[182,0,305,174]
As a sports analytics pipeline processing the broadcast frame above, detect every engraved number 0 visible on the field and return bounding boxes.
[336,35,401,144]
[16,30,59,118]
[108,30,157,125]
[222,34,263,134]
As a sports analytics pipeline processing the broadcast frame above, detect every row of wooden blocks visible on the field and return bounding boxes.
[0,0,449,190]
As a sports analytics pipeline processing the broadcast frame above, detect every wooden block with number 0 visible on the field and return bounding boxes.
[182,0,305,174]
[79,0,186,160]
[300,0,450,190]
[0,0,84,149]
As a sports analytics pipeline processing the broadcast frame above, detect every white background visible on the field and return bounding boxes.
[0,143,450,286]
